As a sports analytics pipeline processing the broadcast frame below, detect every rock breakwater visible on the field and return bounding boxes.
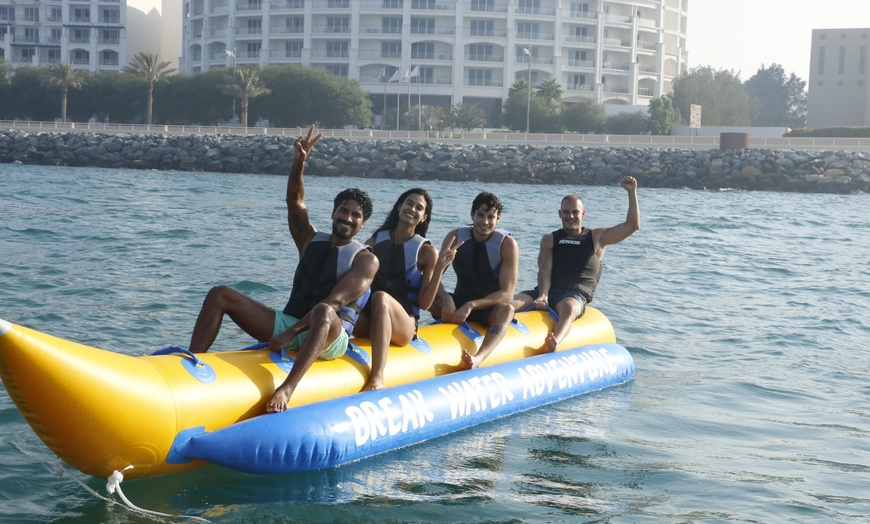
[1,129,868,194]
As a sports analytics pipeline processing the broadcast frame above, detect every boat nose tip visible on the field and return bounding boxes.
[0,319,11,336]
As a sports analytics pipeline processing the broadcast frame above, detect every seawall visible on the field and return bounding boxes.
[1,129,868,194]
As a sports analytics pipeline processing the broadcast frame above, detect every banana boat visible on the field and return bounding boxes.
[0,308,621,480]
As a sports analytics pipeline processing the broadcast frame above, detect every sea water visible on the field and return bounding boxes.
[0,163,868,523]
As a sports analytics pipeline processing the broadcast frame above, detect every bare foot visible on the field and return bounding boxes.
[266,386,293,413]
[363,376,384,391]
[543,332,558,353]
[460,349,479,370]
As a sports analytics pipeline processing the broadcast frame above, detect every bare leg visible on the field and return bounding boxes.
[188,285,275,353]
[511,292,534,312]
[545,297,585,353]
[459,303,515,370]
[267,302,345,412]
[363,291,416,391]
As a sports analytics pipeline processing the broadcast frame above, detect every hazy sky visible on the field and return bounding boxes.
[686,0,869,81]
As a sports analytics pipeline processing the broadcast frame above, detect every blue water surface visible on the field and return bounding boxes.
[1,163,868,523]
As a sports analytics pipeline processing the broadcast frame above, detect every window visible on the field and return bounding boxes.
[286,17,303,33]
[285,41,303,57]
[247,0,263,9]
[517,45,536,62]
[469,44,493,61]
[24,28,40,43]
[49,7,62,21]
[518,0,540,14]
[470,19,493,36]
[102,8,120,24]
[50,28,62,43]
[245,42,261,58]
[327,16,349,33]
[381,41,401,58]
[326,40,348,57]
[382,17,402,34]
[860,46,867,75]
[0,7,13,22]
[328,0,349,7]
[411,17,435,34]
[818,46,825,75]
[47,49,61,63]
[22,48,37,62]
[838,45,845,74]
[326,65,348,77]
[517,22,539,39]
[468,68,492,86]
[382,0,403,8]
[24,7,39,22]
[72,49,90,64]
[73,8,90,22]
[412,0,435,8]
[412,42,434,59]
[470,0,494,11]
[418,66,433,83]
[245,18,262,34]
[101,29,120,44]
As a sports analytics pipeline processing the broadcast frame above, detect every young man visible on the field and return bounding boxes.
[433,192,519,370]
[514,175,640,352]
[186,125,378,413]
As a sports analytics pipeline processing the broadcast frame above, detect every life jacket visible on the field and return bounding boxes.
[371,230,429,319]
[452,227,510,305]
[283,232,371,334]
[550,227,601,302]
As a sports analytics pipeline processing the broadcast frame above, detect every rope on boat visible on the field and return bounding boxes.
[54,460,212,523]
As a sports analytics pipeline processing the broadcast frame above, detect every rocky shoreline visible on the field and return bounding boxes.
[1,129,868,194]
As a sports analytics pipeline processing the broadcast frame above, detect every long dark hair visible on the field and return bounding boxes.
[374,188,433,237]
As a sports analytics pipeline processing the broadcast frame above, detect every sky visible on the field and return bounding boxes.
[686,0,870,81]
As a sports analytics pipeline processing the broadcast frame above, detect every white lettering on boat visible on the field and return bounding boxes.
[345,390,435,446]
[438,372,514,420]
[519,347,618,400]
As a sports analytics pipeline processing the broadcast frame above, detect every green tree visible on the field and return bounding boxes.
[561,99,606,133]
[647,95,681,135]
[536,78,562,106]
[220,66,271,127]
[123,52,175,125]
[0,60,12,86]
[503,86,561,132]
[255,65,372,128]
[744,64,808,127]
[450,102,487,131]
[508,77,529,97]
[47,63,86,123]
[671,66,752,126]
[4,66,54,120]
[157,70,229,125]
[605,111,651,135]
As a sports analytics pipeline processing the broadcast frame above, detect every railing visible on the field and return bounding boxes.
[2,120,869,151]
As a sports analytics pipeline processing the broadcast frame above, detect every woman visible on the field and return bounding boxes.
[355,188,457,390]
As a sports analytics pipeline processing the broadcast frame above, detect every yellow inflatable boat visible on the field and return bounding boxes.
[0,309,616,480]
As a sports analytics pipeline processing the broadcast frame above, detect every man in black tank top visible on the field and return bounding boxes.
[513,176,640,353]
[432,192,519,370]
[184,125,379,413]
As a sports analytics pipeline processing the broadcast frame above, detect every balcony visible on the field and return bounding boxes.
[411,27,454,35]
[359,0,403,9]
[270,0,305,8]
[236,27,264,36]
[468,2,508,13]
[516,6,555,16]
[466,53,503,63]
[209,28,228,37]
[602,62,630,71]
[568,9,596,20]
[270,48,303,58]
[70,36,91,44]
[566,83,593,92]
[566,58,594,68]
[465,77,503,87]
[311,25,351,34]
[516,31,554,41]
[465,28,507,38]
[565,35,596,44]
[270,26,304,34]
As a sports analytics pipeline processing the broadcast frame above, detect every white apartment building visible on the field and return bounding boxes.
[0,0,127,70]
[806,28,870,128]
[180,0,688,124]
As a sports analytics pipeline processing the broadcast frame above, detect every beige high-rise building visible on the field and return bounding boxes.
[180,0,688,125]
[807,28,870,128]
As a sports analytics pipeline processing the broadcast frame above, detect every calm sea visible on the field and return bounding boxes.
[1,163,868,523]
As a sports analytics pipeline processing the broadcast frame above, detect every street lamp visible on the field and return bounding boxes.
[225,48,237,123]
[524,47,532,134]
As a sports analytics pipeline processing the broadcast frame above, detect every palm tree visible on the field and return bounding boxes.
[123,52,175,125]
[508,78,529,97]
[47,62,86,123]
[220,66,271,128]
[536,78,563,105]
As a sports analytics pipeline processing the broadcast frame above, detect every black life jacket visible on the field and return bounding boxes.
[550,227,601,302]
[371,230,429,319]
[452,227,510,305]
[283,231,371,334]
